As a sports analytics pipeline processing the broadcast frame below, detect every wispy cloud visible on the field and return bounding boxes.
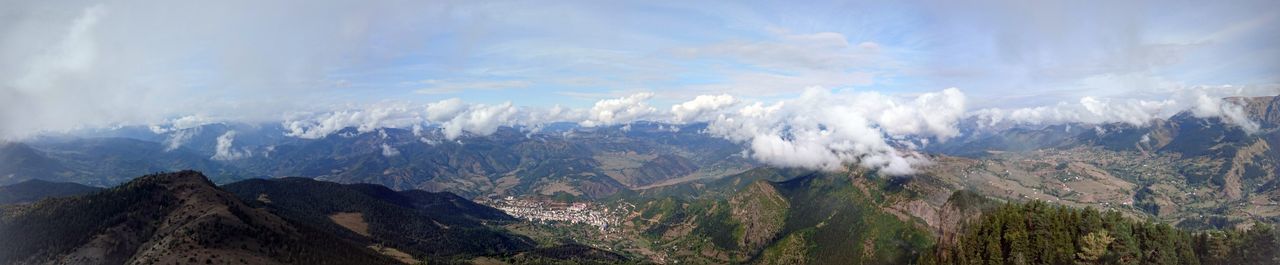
[415,79,532,95]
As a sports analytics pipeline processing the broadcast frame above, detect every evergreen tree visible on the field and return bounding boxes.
[1075,230,1112,264]
[1004,211,1031,265]
[926,201,1277,265]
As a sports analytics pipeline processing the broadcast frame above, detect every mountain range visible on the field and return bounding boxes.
[2,95,1279,264]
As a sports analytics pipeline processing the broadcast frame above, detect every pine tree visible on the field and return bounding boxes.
[1075,230,1112,264]
[1103,212,1139,265]
[984,221,1004,265]
[1234,223,1278,265]
[925,201,1278,265]
[1004,211,1031,265]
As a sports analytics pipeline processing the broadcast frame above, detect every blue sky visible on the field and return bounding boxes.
[1,0,1278,138]
[307,0,1279,108]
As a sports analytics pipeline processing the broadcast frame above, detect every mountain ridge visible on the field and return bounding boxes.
[0,170,399,265]
[0,179,101,204]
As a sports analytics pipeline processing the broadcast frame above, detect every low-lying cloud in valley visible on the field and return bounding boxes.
[262,86,1270,175]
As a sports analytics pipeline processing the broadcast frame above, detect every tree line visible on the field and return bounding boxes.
[919,200,1279,265]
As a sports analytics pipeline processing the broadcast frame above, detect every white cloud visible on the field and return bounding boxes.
[163,128,199,152]
[425,98,467,122]
[703,87,967,175]
[380,143,400,157]
[1192,91,1260,133]
[282,102,426,139]
[520,104,587,132]
[211,130,251,161]
[580,92,657,127]
[876,88,967,138]
[670,94,737,123]
[281,98,536,140]
[974,86,1274,133]
[147,115,219,151]
[974,97,1178,127]
[269,87,970,175]
[2,1,1275,144]
[439,102,520,139]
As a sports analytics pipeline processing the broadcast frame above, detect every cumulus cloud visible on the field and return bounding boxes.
[671,94,738,123]
[703,87,967,175]
[211,130,251,161]
[580,93,657,127]
[438,102,520,139]
[424,98,467,122]
[282,102,426,139]
[877,88,967,138]
[282,98,541,140]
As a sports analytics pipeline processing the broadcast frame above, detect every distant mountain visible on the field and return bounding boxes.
[924,95,1280,225]
[611,154,700,187]
[930,95,1280,156]
[0,179,100,204]
[0,171,397,265]
[17,138,247,186]
[2,122,751,199]
[235,123,753,198]
[0,142,73,185]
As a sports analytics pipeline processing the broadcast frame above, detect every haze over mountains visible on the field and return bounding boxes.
[6,95,1279,206]
[3,95,1280,264]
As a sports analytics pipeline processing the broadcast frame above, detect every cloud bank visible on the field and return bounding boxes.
[275,88,969,175]
[973,86,1276,133]
[270,86,1279,174]
[700,88,966,174]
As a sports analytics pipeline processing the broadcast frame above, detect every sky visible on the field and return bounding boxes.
[2,0,1279,173]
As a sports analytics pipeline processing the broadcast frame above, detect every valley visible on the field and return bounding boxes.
[3,96,1280,264]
